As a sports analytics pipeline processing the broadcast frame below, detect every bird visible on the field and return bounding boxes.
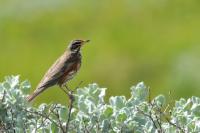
[27,39,90,102]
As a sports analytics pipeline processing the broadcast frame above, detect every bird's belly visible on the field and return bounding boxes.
[58,62,81,86]
[64,70,76,82]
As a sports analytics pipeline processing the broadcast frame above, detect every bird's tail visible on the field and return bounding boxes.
[26,87,46,102]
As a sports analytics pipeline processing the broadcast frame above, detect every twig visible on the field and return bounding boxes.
[75,81,83,89]
[34,118,38,133]
[83,119,90,133]
[158,107,163,132]
[65,90,74,133]
[148,87,151,103]
[155,112,162,133]
[25,109,59,129]
[155,107,185,133]
[52,107,66,133]
[137,107,158,129]
[163,104,170,114]
[165,116,185,133]
[10,109,16,133]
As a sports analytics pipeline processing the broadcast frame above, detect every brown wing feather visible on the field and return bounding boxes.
[36,51,72,89]
[58,61,81,85]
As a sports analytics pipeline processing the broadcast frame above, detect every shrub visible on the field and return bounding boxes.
[0,75,199,133]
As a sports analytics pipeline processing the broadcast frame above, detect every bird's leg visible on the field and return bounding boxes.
[64,84,72,92]
[59,84,74,101]
[75,81,83,90]
[65,85,75,102]
[60,86,69,96]
[60,87,74,102]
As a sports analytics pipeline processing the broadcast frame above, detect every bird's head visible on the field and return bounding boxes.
[68,39,90,52]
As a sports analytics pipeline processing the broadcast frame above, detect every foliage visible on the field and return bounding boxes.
[0,75,200,133]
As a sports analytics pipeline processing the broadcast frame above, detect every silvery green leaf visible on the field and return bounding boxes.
[20,80,31,94]
[3,82,11,90]
[99,88,106,103]
[88,84,105,104]
[194,120,200,131]
[59,106,68,121]
[191,104,200,116]
[175,98,187,108]
[77,88,88,96]
[153,95,165,107]
[51,122,59,133]
[191,96,200,104]
[175,115,187,126]
[38,103,47,111]
[12,89,22,99]
[15,128,24,133]
[86,99,96,113]
[90,115,98,123]
[181,99,192,111]
[78,98,89,113]
[109,96,126,109]
[126,121,138,130]
[5,75,20,88]
[103,106,113,118]
[0,83,4,91]
[131,82,148,101]
[102,119,110,132]
[144,121,154,132]
[117,112,127,122]
[88,83,98,93]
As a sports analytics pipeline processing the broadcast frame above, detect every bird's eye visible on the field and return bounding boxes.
[73,40,82,45]
[68,40,83,51]
[70,41,81,50]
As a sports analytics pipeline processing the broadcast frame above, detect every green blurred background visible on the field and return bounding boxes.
[1,0,200,105]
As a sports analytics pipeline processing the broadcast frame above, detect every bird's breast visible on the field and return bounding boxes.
[58,60,81,86]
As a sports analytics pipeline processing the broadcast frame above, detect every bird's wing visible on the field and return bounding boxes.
[36,51,74,90]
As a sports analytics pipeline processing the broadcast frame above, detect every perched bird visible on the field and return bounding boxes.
[27,39,90,102]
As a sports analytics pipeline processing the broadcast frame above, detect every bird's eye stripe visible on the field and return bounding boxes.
[73,41,81,45]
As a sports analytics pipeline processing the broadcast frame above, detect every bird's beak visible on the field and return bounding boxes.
[82,40,90,45]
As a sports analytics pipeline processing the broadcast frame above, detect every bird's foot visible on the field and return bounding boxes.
[60,86,74,102]
[68,91,75,102]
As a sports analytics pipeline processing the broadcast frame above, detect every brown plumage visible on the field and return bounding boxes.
[27,39,89,102]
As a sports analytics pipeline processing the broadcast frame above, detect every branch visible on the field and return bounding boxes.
[51,106,66,133]
[137,107,158,129]
[24,109,60,129]
[65,91,74,133]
